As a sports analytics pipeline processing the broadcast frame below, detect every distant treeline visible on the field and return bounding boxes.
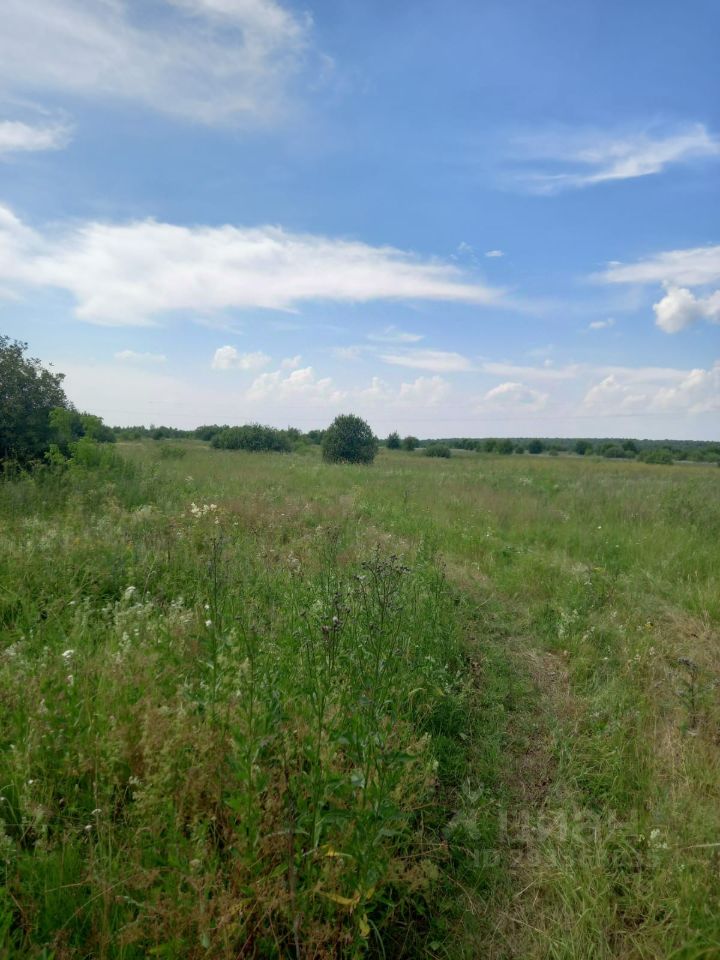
[428,437,720,463]
[111,424,720,463]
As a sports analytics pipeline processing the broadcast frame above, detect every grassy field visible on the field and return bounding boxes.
[1,442,719,958]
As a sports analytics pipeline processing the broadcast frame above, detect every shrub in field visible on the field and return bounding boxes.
[386,430,401,449]
[575,439,593,455]
[211,423,291,452]
[158,443,187,460]
[496,439,514,455]
[639,447,674,465]
[602,445,629,459]
[402,435,419,451]
[527,438,544,454]
[322,414,378,464]
[425,443,451,458]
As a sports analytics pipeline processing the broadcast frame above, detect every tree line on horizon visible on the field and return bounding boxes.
[3,336,719,468]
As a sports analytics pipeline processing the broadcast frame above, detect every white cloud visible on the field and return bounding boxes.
[0,204,501,326]
[247,366,344,403]
[0,0,312,127]
[212,346,271,370]
[0,119,73,155]
[332,345,367,361]
[482,381,548,411]
[357,374,450,407]
[367,325,424,343]
[380,349,473,373]
[280,354,302,369]
[398,375,449,405]
[602,245,720,287]
[480,361,579,381]
[583,374,648,413]
[588,318,615,330]
[583,363,720,415]
[485,249,504,258]
[115,349,167,364]
[600,245,720,334]
[514,124,720,193]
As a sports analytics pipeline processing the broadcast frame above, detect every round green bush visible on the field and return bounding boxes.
[425,443,451,459]
[322,414,378,464]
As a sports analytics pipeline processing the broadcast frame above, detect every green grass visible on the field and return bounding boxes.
[1,443,719,958]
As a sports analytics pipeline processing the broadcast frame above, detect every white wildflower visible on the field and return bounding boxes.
[62,649,75,661]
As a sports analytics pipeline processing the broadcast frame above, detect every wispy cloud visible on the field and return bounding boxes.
[0,204,502,326]
[115,349,167,364]
[0,119,73,155]
[485,249,504,258]
[380,349,473,373]
[511,123,720,193]
[0,0,314,126]
[367,325,424,343]
[588,318,615,330]
[601,245,720,287]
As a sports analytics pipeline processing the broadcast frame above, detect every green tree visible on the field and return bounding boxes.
[0,336,69,464]
[496,439,514,455]
[386,431,401,449]
[322,414,378,464]
[527,438,544,454]
[483,438,498,452]
[402,435,419,451]
[574,439,592,455]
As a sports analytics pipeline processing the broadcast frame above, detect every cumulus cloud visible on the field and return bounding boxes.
[588,318,615,330]
[513,124,720,193]
[0,0,312,126]
[212,346,271,370]
[0,119,73,155]
[600,245,720,334]
[398,375,449,405]
[280,354,302,369]
[357,375,450,407]
[482,381,547,411]
[247,366,344,403]
[0,204,501,326]
[367,325,424,343]
[652,286,720,333]
[115,349,167,364]
[380,349,473,373]
[583,362,720,414]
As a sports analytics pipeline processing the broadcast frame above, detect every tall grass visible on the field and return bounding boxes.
[1,443,719,957]
[0,454,492,958]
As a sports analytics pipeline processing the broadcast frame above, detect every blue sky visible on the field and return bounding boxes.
[1,0,719,438]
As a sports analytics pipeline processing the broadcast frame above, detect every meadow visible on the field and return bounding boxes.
[1,442,719,958]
